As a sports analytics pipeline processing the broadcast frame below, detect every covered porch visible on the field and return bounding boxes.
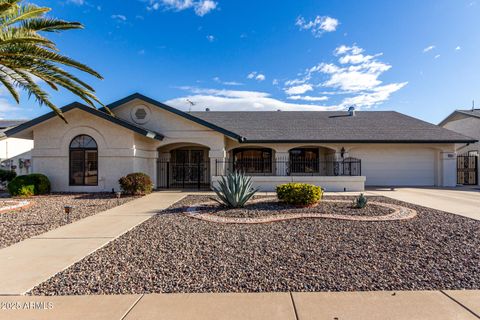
[213,145,365,192]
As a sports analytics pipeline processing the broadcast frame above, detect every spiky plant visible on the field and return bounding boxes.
[353,193,368,209]
[0,0,105,121]
[213,171,259,208]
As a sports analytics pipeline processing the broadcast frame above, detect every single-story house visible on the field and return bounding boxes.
[5,93,477,192]
[439,108,480,185]
[0,120,33,176]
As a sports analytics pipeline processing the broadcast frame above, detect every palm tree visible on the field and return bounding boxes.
[0,0,104,121]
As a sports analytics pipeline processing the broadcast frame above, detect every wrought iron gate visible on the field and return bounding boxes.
[457,154,478,185]
[157,160,210,189]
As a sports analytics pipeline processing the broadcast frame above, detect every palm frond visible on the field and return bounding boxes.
[0,0,102,121]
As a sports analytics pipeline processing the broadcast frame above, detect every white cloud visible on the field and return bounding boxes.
[296,15,339,37]
[166,87,339,111]
[111,14,127,21]
[272,79,279,85]
[423,45,435,53]
[194,0,217,16]
[206,35,215,42]
[247,72,265,81]
[255,74,265,81]
[147,0,218,16]
[455,46,461,51]
[285,84,313,95]
[213,77,243,86]
[434,54,440,59]
[284,44,407,108]
[287,95,328,102]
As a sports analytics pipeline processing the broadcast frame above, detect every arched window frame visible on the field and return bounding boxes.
[69,135,98,186]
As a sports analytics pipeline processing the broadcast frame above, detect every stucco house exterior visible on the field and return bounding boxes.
[0,120,33,176]
[439,108,480,185]
[5,93,477,192]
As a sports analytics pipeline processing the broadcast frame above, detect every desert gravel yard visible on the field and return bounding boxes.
[0,193,137,249]
[29,195,480,295]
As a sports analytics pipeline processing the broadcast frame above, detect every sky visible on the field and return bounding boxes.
[3,0,480,124]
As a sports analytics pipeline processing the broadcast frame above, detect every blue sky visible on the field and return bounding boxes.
[4,0,480,124]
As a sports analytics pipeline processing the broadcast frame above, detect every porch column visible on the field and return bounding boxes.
[275,152,289,176]
[440,151,457,187]
[209,149,226,176]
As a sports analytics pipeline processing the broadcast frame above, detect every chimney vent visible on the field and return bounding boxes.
[348,106,356,116]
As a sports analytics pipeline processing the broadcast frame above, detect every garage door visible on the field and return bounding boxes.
[349,147,436,186]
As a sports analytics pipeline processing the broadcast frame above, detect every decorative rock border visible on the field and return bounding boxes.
[186,198,417,224]
[0,199,31,213]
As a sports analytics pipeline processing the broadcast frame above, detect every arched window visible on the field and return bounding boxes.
[69,135,98,186]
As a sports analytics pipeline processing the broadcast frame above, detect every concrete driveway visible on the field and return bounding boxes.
[369,187,480,221]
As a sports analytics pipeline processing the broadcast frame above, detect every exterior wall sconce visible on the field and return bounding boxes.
[340,147,345,158]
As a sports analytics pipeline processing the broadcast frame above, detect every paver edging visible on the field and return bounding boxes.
[186,198,417,224]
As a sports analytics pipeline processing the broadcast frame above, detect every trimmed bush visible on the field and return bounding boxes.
[119,172,153,195]
[276,183,323,206]
[0,169,16,183]
[7,173,51,196]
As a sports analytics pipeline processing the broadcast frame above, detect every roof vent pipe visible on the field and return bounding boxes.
[348,106,356,116]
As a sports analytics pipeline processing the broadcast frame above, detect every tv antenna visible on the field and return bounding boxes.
[186,99,196,113]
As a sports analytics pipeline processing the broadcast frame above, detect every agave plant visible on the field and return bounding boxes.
[353,193,368,209]
[213,171,259,208]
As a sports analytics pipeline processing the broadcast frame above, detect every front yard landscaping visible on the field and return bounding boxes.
[0,193,137,249]
[29,195,480,295]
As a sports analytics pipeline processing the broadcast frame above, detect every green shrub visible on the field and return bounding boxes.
[0,169,16,182]
[213,171,259,208]
[18,185,35,197]
[276,183,323,206]
[119,172,153,195]
[7,173,51,196]
[353,193,368,208]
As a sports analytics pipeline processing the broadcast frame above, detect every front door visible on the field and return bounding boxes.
[157,149,210,189]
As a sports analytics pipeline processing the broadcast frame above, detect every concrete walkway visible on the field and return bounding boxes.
[369,187,480,220]
[0,290,478,320]
[0,192,185,295]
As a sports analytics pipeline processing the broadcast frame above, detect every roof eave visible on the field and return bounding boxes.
[240,139,478,144]
[103,93,243,141]
[5,102,164,141]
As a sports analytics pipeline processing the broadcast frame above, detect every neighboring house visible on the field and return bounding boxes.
[5,93,477,192]
[439,108,480,185]
[0,120,33,176]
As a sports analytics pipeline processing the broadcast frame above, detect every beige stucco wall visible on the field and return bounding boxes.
[31,109,158,192]
[224,142,456,187]
[441,114,479,155]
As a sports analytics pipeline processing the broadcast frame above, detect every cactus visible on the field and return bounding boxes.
[213,171,259,208]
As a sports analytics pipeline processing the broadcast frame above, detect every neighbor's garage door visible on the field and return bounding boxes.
[349,147,436,186]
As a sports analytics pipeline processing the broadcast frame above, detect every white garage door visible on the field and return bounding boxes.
[349,147,436,186]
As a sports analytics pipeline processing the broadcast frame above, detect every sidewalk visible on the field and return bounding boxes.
[0,290,478,320]
[0,192,185,295]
